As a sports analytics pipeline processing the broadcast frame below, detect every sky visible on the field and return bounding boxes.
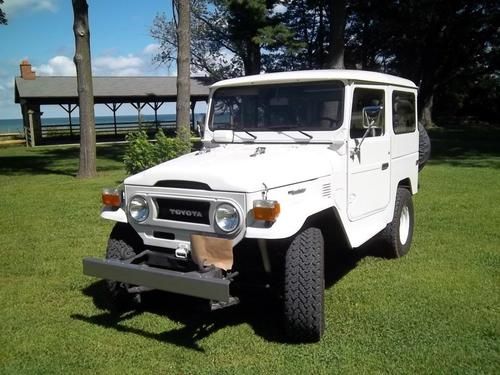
[0,0,177,119]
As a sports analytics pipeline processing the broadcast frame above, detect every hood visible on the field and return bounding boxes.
[125,144,332,192]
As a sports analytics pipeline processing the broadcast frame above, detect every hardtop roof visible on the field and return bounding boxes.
[210,69,417,90]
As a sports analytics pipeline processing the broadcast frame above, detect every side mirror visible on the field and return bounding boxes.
[362,105,383,128]
[213,129,234,143]
[352,105,384,158]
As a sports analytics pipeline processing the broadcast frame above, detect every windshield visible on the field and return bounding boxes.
[209,81,344,132]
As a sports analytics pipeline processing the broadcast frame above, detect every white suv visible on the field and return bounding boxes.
[84,70,424,342]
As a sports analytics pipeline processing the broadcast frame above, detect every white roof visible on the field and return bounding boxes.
[211,69,417,89]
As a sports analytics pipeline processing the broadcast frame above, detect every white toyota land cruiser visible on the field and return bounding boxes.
[84,70,425,342]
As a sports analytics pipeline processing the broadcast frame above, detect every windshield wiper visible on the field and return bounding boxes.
[271,127,313,140]
[297,130,312,139]
[234,130,257,141]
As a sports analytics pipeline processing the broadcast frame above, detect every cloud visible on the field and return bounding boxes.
[93,54,145,76]
[34,56,76,76]
[143,43,160,55]
[32,54,148,77]
[3,0,58,15]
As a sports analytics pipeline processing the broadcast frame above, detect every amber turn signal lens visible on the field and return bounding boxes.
[102,188,122,208]
[253,200,280,222]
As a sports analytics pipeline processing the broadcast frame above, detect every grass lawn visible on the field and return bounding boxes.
[0,128,499,374]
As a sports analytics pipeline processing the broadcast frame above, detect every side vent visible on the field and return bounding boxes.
[322,183,332,198]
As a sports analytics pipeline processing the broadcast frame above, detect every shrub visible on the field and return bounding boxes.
[124,129,192,175]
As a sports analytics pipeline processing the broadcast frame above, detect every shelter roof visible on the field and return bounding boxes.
[15,76,211,104]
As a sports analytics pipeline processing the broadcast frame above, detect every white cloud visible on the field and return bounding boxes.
[31,54,148,77]
[34,56,76,76]
[93,54,144,76]
[143,43,160,55]
[4,0,58,15]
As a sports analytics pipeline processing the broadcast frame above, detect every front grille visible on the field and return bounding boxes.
[156,198,210,224]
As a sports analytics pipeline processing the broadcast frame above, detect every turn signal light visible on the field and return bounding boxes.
[253,200,280,222]
[102,188,122,208]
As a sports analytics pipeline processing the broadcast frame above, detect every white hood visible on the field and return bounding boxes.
[125,144,333,192]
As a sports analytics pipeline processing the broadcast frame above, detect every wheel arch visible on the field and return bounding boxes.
[302,207,352,251]
[397,177,415,194]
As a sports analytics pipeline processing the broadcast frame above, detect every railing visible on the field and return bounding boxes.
[36,120,179,145]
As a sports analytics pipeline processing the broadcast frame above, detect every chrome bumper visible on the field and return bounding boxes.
[83,257,231,302]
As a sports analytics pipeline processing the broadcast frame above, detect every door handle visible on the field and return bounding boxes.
[381,162,389,170]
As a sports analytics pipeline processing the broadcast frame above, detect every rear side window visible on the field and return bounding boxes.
[392,91,416,134]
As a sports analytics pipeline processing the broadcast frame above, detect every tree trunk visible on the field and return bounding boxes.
[326,0,346,69]
[72,0,96,178]
[175,0,191,143]
[421,94,435,128]
[243,41,261,75]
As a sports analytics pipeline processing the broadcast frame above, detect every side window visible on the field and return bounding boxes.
[350,88,385,138]
[392,91,416,134]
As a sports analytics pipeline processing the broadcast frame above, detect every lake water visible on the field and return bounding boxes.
[0,113,204,134]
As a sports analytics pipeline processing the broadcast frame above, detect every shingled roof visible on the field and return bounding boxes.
[15,76,211,105]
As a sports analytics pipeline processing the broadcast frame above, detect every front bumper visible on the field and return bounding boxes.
[83,257,231,302]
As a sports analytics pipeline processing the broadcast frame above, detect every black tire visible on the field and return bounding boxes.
[381,188,414,258]
[105,223,144,306]
[418,122,431,171]
[283,227,325,342]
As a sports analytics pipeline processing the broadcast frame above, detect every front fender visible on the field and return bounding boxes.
[245,177,334,240]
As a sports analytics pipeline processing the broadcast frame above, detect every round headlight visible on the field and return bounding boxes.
[129,196,149,222]
[215,203,240,233]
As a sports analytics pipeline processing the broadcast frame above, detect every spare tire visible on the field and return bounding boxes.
[418,122,431,171]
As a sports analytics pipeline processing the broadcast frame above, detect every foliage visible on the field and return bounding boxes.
[151,0,299,78]
[0,132,499,372]
[124,129,191,175]
[151,0,244,80]
[0,0,7,25]
[151,0,499,126]
[353,0,500,126]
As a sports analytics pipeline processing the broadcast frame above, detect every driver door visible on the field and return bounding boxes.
[347,86,391,221]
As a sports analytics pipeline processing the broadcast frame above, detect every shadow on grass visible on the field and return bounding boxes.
[72,241,385,349]
[428,126,500,169]
[0,144,126,176]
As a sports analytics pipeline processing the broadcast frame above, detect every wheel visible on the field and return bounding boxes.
[418,122,431,171]
[381,188,414,258]
[283,227,325,342]
[105,223,144,307]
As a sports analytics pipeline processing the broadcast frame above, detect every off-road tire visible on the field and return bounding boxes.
[105,223,144,307]
[418,122,431,171]
[283,227,325,342]
[381,188,414,258]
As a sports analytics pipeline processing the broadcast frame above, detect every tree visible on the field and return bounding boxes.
[0,0,7,25]
[174,0,191,144]
[72,0,96,178]
[152,0,295,78]
[326,0,346,69]
[361,0,500,127]
[152,1,242,81]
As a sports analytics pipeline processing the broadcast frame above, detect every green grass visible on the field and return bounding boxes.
[0,129,499,374]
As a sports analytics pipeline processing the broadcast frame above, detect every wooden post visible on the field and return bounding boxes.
[28,109,35,147]
[105,103,122,136]
[191,101,196,131]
